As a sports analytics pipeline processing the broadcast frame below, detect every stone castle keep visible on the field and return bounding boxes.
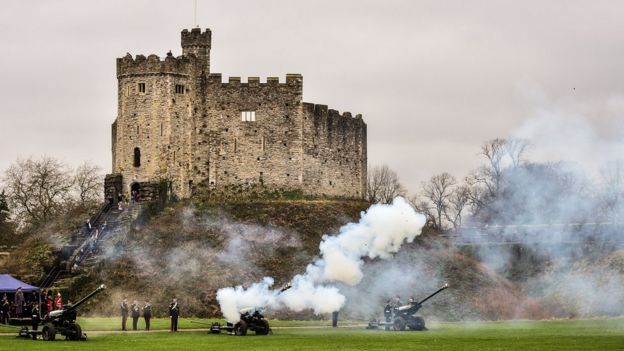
[105,28,367,200]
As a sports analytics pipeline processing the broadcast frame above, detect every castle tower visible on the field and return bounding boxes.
[181,28,211,73]
[107,28,367,202]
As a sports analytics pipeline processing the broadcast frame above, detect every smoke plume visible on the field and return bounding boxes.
[216,197,426,322]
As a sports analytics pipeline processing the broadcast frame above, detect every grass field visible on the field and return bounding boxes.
[0,318,623,351]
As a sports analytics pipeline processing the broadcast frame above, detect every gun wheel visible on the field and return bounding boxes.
[255,319,270,335]
[393,316,406,331]
[42,324,56,341]
[234,320,248,336]
[67,323,83,341]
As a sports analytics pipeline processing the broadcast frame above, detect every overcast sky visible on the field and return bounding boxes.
[1,0,623,193]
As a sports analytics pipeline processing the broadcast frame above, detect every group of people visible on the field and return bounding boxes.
[110,191,139,212]
[383,295,416,322]
[71,218,108,271]
[0,288,64,324]
[120,297,179,332]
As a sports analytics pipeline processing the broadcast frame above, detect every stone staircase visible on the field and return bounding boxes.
[40,202,142,292]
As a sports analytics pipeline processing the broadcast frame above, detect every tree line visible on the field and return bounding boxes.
[368,138,624,232]
[0,157,102,244]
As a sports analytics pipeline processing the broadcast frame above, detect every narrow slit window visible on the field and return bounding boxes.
[261,136,266,152]
[241,111,256,122]
[234,138,238,153]
[138,83,146,93]
[133,147,141,167]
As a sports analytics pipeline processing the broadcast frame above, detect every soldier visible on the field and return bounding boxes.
[383,299,393,330]
[45,293,53,313]
[394,295,403,307]
[31,303,40,331]
[120,298,129,331]
[54,291,63,310]
[169,297,179,332]
[143,299,152,331]
[40,295,48,317]
[131,300,140,330]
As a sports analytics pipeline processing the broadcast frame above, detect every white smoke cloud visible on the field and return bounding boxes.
[216,197,426,322]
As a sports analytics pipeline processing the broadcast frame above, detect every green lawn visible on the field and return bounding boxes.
[0,318,623,351]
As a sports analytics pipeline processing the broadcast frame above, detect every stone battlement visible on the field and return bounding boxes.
[116,52,197,77]
[303,102,363,120]
[181,28,211,48]
[207,73,303,88]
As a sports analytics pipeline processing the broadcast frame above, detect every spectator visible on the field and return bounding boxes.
[14,287,24,317]
[1,294,10,324]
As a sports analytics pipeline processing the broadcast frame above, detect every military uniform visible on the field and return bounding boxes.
[383,301,393,329]
[169,300,179,332]
[143,302,152,331]
[120,300,129,331]
[131,302,140,330]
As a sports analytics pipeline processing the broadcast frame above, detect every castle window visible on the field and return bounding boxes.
[241,111,256,122]
[175,84,185,94]
[261,136,266,152]
[138,83,146,93]
[133,147,141,167]
[234,138,237,153]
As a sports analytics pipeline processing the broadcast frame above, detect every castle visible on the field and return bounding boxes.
[105,28,367,200]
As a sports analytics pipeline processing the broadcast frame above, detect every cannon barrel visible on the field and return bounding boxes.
[69,284,106,310]
[278,283,292,294]
[417,283,449,305]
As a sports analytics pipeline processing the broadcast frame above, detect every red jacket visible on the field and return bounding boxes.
[54,295,63,310]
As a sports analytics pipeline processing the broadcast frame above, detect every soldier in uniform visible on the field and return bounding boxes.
[143,299,152,331]
[131,300,140,331]
[168,297,179,332]
[31,303,40,331]
[54,292,63,310]
[120,298,129,331]
[383,299,393,330]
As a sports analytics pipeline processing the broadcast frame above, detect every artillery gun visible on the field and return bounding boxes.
[27,284,106,341]
[209,283,291,336]
[367,283,449,331]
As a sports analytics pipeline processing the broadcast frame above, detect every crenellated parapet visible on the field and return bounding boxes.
[116,52,197,78]
[207,73,303,89]
[303,102,366,146]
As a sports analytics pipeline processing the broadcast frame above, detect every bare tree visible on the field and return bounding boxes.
[466,138,508,215]
[410,197,437,228]
[367,165,406,204]
[505,138,529,168]
[74,162,103,207]
[421,172,456,230]
[2,157,74,228]
[444,185,471,230]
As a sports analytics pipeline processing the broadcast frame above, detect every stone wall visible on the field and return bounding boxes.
[109,28,367,200]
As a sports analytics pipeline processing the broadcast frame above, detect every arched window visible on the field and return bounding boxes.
[133,147,141,167]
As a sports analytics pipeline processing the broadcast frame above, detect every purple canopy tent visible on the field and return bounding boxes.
[0,274,40,293]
